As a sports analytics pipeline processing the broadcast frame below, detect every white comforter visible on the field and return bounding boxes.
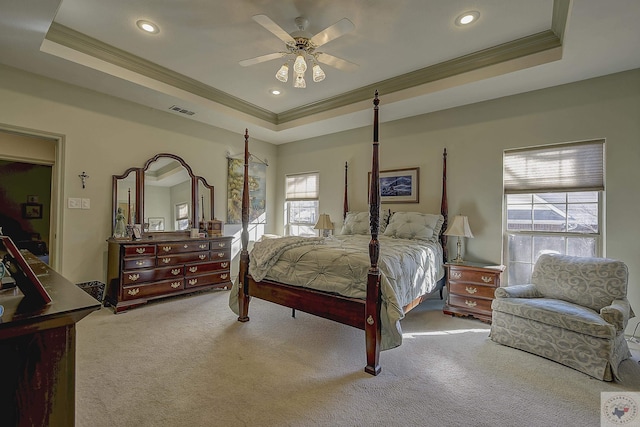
[229,234,444,350]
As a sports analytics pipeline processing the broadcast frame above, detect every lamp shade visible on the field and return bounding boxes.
[444,215,474,238]
[314,213,333,230]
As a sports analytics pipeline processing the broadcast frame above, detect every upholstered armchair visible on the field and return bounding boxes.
[490,254,634,381]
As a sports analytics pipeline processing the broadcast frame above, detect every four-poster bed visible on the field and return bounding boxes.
[232,92,449,375]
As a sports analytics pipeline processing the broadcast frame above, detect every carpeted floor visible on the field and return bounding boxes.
[75,290,640,426]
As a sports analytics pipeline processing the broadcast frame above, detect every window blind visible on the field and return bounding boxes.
[504,140,604,194]
[285,172,319,200]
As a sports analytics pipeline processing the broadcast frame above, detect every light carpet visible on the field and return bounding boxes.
[75,290,640,426]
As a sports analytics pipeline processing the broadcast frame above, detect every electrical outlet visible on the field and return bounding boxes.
[81,198,90,209]
[68,198,81,209]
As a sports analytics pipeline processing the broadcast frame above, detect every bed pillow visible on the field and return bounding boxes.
[340,209,392,235]
[383,212,444,242]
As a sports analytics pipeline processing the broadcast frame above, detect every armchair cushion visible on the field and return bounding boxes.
[532,254,628,312]
[494,283,542,299]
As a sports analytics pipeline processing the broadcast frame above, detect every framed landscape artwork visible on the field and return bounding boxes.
[369,167,420,203]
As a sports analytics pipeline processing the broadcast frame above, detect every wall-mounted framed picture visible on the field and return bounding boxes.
[0,236,52,305]
[27,195,39,203]
[22,203,43,219]
[147,217,165,231]
[369,167,420,204]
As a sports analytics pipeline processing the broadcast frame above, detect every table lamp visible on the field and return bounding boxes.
[444,215,474,263]
[314,214,333,237]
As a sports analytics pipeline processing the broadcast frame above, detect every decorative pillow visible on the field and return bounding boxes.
[383,212,444,242]
[340,211,370,235]
[340,209,392,235]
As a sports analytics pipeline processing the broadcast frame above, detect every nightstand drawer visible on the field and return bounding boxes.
[449,294,493,313]
[448,268,499,285]
[449,282,495,299]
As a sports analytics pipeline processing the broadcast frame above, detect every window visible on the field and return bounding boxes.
[285,172,319,236]
[175,202,189,230]
[503,140,604,284]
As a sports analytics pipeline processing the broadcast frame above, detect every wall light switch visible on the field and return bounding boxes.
[81,198,90,209]
[68,198,81,209]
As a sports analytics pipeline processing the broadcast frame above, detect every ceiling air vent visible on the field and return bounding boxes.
[169,105,196,116]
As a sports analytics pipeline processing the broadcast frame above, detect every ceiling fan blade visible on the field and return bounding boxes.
[252,14,296,46]
[309,18,355,48]
[316,53,359,71]
[239,52,285,67]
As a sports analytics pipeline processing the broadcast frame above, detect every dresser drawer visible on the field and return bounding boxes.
[122,278,184,300]
[449,282,495,299]
[122,265,184,285]
[211,239,230,250]
[449,294,493,314]
[123,257,156,270]
[123,244,156,257]
[210,248,231,261]
[157,241,207,254]
[157,251,209,266]
[185,271,231,288]
[448,268,500,286]
[184,260,230,276]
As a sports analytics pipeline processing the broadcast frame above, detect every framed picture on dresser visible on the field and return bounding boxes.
[0,236,52,305]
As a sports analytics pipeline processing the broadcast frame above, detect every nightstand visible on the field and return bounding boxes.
[443,261,505,323]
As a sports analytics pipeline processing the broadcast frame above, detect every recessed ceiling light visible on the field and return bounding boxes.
[136,20,159,34]
[270,89,281,96]
[455,11,480,26]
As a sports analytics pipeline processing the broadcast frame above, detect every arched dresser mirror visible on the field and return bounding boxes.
[107,153,231,313]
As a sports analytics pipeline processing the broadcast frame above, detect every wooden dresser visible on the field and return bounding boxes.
[443,262,505,323]
[106,233,232,313]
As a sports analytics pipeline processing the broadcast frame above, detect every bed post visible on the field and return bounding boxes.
[237,129,251,322]
[365,91,382,376]
[440,148,448,263]
[343,161,349,219]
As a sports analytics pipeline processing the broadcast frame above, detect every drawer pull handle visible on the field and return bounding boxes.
[221,274,228,280]
[189,266,198,273]
[188,278,198,285]
[161,257,171,264]
[162,246,172,252]
[451,271,462,279]
[136,248,146,254]
[184,244,189,249]
[199,254,207,260]
[171,268,181,275]
[465,300,477,308]
[465,286,478,294]
[128,273,140,281]
[217,252,225,258]
[199,244,207,249]
[127,288,140,296]
[136,261,144,266]
[171,282,181,289]
[481,276,493,283]
[221,262,228,268]
[218,242,226,247]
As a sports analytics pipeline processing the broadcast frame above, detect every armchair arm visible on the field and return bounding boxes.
[494,284,543,299]
[600,299,634,333]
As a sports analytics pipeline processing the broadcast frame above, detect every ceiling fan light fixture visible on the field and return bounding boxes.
[293,55,307,74]
[312,63,326,82]
[294,72,306,88]
[275,64,289,82]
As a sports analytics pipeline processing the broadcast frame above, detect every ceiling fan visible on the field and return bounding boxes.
[239,14,358,88]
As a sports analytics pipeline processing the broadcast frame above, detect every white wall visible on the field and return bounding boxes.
[0,64,278,284]
[277,68,640,331]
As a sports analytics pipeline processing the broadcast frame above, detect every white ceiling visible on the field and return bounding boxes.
[1,0,639,144]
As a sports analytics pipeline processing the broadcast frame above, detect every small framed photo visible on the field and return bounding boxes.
[27,195,39,203]
[132,224,142,240]
[22,203,43,219]
[0,236,52,305]
[369,167,420,204]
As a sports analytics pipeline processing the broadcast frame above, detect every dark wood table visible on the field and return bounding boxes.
[0,253,101,426]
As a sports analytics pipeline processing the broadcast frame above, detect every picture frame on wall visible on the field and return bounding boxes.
[21,203,43,219]
[0,236,52,305]
[368,167,420,203]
